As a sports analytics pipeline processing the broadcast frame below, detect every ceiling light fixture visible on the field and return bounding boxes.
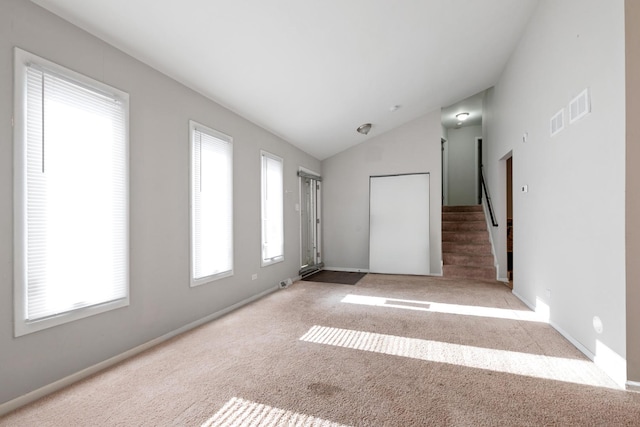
[456,112,470,121]
[357,123,372,135]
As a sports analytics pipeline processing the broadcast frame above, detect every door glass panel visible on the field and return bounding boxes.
[300,175,321,274]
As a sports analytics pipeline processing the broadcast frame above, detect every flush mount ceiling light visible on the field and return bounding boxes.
[456,112,470,121]
[357,123,372,135]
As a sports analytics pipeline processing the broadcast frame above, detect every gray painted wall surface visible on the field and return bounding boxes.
[483,0,626,383]
[0,0,320,405]
[321,113,442,274]
[446,125,482,206]
[626,0,640,385]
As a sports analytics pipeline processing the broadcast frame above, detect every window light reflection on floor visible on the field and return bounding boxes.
[341,294,546,323]
[300,325,618,389]
[202,397,350,427]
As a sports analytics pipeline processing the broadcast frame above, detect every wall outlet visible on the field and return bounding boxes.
[279,278,293,289]
[251,274,258,280]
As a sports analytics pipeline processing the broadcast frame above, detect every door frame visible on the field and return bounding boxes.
[369,172,431,275]
[298,167,323,276]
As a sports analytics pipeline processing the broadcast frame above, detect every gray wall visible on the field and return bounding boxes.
[625,0,640,385]
[322,112,442,274]
[0,0,320,406]
[483,0,626,384]
[446,125,482,206]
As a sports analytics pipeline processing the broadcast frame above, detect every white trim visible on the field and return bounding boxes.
[626,381,640,392]
[323,266,369,273]
[480,197,501,281]
[548,319,596,361]
[13,47,130,336]
[474,137,482,204]
[546,319,626,388]
[189,120,234,287]
[322,266,445,277]
[260,150,284,267]
[298,167,322,272]
[512,289,535,311]
[0,286,278,417]
[512,290,626,389]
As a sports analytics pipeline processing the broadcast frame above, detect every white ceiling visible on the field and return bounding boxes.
[32,0,539,160]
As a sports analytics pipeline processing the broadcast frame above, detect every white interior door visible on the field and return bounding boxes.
[369,173,430,275]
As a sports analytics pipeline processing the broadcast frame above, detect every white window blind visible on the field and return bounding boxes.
[14,48,129,335]
[261,152,284,265]
[190,121,233,285]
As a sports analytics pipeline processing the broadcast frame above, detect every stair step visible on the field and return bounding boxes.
[442,231,488,243]
[443,253,494,267]
[442,241,492,254]
[442,205,483,213]
[443,265,496,281]
[442,212,485,222]
[442,221,486,232]
[441,204,495,281]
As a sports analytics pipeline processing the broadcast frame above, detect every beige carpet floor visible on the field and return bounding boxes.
[2,274,640,426]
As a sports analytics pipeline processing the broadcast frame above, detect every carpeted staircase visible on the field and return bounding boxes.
[442,205,496,281]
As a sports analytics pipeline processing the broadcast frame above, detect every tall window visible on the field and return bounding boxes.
[261,151,284,266]
[13,48,129,336]
[190,121,233,285]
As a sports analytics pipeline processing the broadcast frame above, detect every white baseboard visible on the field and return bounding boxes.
[626,381,640,392]
[481,198,501,281]
[0,286,278,417]
[512,290,535,312]
[322,266,369,273]
[511,290,626,389]
[324,267,443,277]
[547,319,596,361]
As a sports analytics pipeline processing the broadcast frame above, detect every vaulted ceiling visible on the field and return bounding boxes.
[32,0,539,160]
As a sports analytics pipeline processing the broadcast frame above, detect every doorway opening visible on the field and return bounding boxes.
[298,169,323,277]
[440,90,485,206]
[506,156,513,285]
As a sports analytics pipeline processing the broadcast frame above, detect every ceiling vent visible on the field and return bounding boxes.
[550,109,564,137]
[569,88,591,123]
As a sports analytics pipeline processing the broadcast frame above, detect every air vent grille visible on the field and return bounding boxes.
[569,88,590,123]
[550,109,564,137]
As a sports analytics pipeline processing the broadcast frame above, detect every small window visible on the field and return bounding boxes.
[13,48,130,336]
[190,121,233,286]
[261,151,284,266]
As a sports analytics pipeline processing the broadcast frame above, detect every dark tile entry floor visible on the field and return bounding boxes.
[301,270,366,285]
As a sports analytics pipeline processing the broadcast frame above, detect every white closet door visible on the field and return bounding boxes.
[369,174,430,275]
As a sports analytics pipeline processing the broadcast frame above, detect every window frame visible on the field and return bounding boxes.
[260,150,285,267]
[189,120,234,287]
[13,47,130,337]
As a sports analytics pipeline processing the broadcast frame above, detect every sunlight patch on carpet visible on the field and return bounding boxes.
[300,325,618,389]
[202,397,351,427]
[341,294,546,323]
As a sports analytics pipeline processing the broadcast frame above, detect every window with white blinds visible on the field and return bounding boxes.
[190,121,233,285]
[261,151,284,266]
[13,48,129,336]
